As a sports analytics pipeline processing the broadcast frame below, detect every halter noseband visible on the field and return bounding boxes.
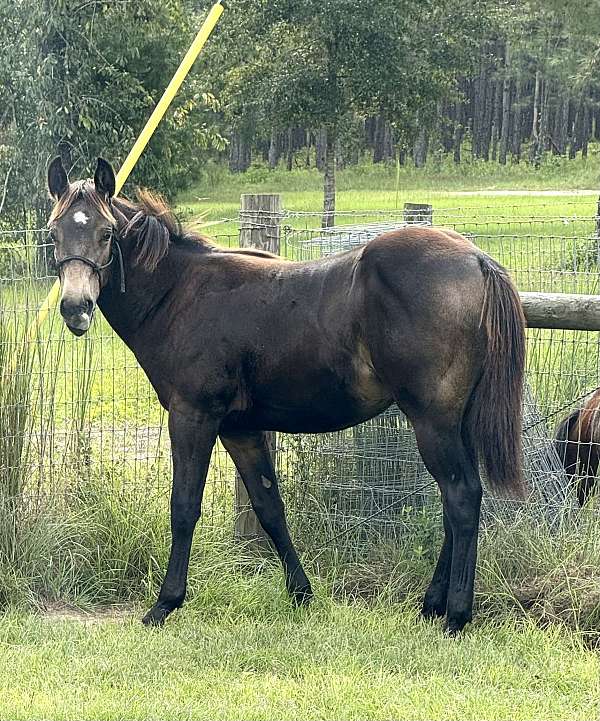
[54,228,126,294]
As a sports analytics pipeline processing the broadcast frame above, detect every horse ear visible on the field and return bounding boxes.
[48,156,68,200]
[94,157,116,199]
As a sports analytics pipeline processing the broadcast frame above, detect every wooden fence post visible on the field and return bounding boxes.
[234,193,282,551]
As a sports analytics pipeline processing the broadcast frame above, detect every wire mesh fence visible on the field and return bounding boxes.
[0,193,598,558]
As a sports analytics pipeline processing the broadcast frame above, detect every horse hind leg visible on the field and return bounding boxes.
[412,414,482,634]
[578,444,600,506]
[421,508,452,619]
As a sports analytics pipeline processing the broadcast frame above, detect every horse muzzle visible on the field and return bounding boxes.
[60,298,95,336]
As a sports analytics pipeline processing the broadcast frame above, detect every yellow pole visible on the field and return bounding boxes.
[114,1,224,195]
[30,1,224,340]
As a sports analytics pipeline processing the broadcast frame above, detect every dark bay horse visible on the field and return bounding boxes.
[47,157,526,633]
[555,389,600,506]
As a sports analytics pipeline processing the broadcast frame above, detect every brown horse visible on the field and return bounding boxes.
[555,389,600,506]
[46,157,526,633]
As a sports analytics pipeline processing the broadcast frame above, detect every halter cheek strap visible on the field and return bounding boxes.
[54,232,126,294]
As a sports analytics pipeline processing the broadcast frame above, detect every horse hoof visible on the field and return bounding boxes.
[291,583,314,607]
[444,615,471,636]
[142,605,169,627]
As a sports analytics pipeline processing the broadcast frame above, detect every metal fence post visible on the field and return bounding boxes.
[234,193,283,551]
[403,202,433,225]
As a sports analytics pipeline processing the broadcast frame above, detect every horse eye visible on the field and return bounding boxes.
[102,230,112,242]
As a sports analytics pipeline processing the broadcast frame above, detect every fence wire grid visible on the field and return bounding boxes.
[1,194,599,554]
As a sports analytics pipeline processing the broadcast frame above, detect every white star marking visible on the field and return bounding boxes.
[73,211,89,225]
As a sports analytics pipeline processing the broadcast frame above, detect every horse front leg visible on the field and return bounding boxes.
[220,429,313,605]
[142,401,219,627]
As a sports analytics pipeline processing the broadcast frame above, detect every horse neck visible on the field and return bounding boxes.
[97,208,177,343]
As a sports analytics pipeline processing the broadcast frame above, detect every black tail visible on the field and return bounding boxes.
[466,254,527,498]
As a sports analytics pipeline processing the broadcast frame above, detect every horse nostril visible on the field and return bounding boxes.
[59,299,68,316]
[60,298,93,319]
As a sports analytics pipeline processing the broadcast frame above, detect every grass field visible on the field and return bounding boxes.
[175,153,600,232]
[0,601,597,720]
[1,510,599,721]
[1,473,599,720]
[1,160,600,720]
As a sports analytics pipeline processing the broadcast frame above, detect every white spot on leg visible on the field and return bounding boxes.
[261,475,272,489]
[73,211,89,225]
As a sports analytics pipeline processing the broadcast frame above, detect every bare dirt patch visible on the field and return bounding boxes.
[40,601,134,624]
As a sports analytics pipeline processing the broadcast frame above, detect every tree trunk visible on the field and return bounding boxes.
[582,99,590,158]
[316,127,327,171]
[229,132,251,173]
[594,108,600,141]
[440,101,454,153]
[529,70,541,164]
[305,130,311,168]
[413,128,428,167]
[453,99,463,164]
[530,73,549,168]
[373,113,386,163]
[322,128,336,228]
[268,128,279,170]
[510,77,522,161]
[481,70,494,161]
[286,127,294,171]
[569,98,581,159]
[498,42,511,165]
[335,137,345,171]
[384,121,395,162]
[348,133,360,166]
[535,77,550,166]
[472,61,488,159]
[553,95,569,155]
[490,72,502,162]
[268,128,279,169]
[365,116,377,149]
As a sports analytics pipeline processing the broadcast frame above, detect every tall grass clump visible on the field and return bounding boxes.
[299,500,600,643]
[476,511,600,643]
[0,315,51,606]
[0,304,167,609]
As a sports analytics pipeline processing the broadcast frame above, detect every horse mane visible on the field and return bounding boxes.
[117,189,217,272]
[118,190,281,268]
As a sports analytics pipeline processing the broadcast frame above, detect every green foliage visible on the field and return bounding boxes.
[217,0,489,141]
[0,0,225,228]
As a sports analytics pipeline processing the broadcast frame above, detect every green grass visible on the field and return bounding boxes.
[183,150,600,199]
[176,152,600,233]
[0,505,599,721]
[0,495,598,720]
[177,153,600,254]
[0,602,597,721]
